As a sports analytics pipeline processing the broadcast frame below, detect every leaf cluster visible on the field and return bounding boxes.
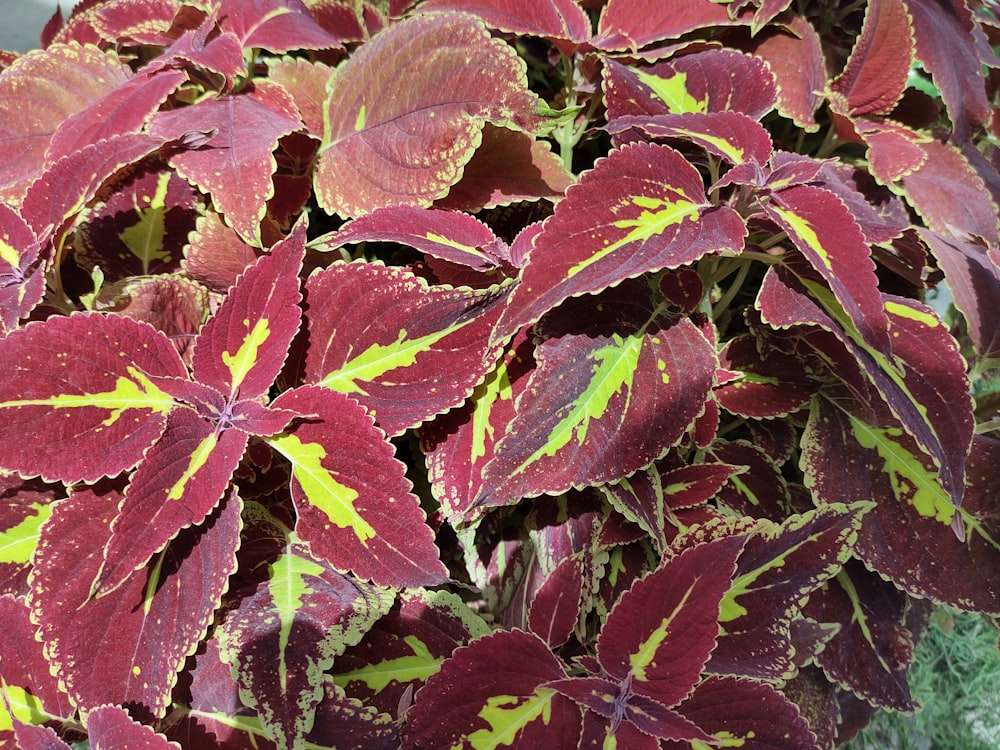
[0,1,999,749]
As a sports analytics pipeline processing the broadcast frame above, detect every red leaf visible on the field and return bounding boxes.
[418,0,592,45]
[829,0,914,117]
[494,142,745,340]
[764,184,891,353]
[218,540,393,750]
[402,629,581,750]
[0,43,132,202]
[478,288,717,508]
[93,408,248,598]
[149,95,301,244]
[29,485,241,716]
[595,0,739,50]
[597,535,745,706]
[314,13,543,217]
[435,125,574,211]
[662,676,818,750]
[87,705,178,749]
[191,221,305,401]
[905,0,993,143]
[0,313,186,483]
[747,15,825,131]
[268,386,449,588]
[218,0,346,52]
[0,203,45,334]
[303,261,508,436]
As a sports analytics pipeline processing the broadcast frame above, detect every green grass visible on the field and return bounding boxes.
[845,607,1000,750]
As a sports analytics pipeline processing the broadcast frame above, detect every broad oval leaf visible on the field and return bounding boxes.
[402,628,581,750]
[28,485,241,717]
[149,94,302,244]
[594,0,739,50]
[314,13,542,217]
[0,43,131,203]
[747,15,825,131]
[86,705,179,750]
[603,51,777,122]
[494,142,746,341]
[268,386,449,588]
[0,313,186,483]
[303,261,508,436]
[218,0,346,52]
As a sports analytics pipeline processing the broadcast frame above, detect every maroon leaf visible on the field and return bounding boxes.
[477,289,718,508]
[905,0,992,143]
[606,111,774,166]
[86,705,178,749]
[93,408,248,598]
[0,313,186,483]
[10,723,72,750]
[333,588,492,716]
[805,399,1000,613]
[402,629,582,750]
[318,206,508,272]
[87,0,186,46]
[804,561,926,711]
[29,484,241,717]
[0,477,59,596]
[183,211,261,294]
[268,386,449,588]
[495,142,746,340]
[314,13,543,217]
[828,0,914,117]
[434,125,575,211]
[763,184,891,354]
[266,57,335,137]
[747,15,825,131]
[305,682,397,750]
[218,539,393,750]
[715,334,817,418]
[706,504,869,680]
[597,535,745,706]
[603,51,777,122]
[417,0,592,45]
[594,0,740,50]
[147,23,246,88]
[921,229,1000,359]
[419,326,536,519]
[0,43,132,202]
[0,203,45,334]
[898,138,1000,248]
[302,261,508,436]
[73,160,201,282]
[149,95,301,244]
[45,69,186,163]
[0,594,74,731]
[191,221,305,401]
[20,132,167,240]
[218,0,345,52]
[662,676,818,750]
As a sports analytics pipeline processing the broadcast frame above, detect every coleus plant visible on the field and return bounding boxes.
[0,0,998,748]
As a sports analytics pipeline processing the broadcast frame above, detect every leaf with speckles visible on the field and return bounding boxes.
[416,0,592,46]
[0,43,132,203]
[302,261,509,436]
[0,313,187,483]
[493,142,745,342]
[314,13,544,217]
[217,537,393,750]
[267,386,449,588]
[86,705,180,749]
[28,484,241,717]
[149,93,301,245]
